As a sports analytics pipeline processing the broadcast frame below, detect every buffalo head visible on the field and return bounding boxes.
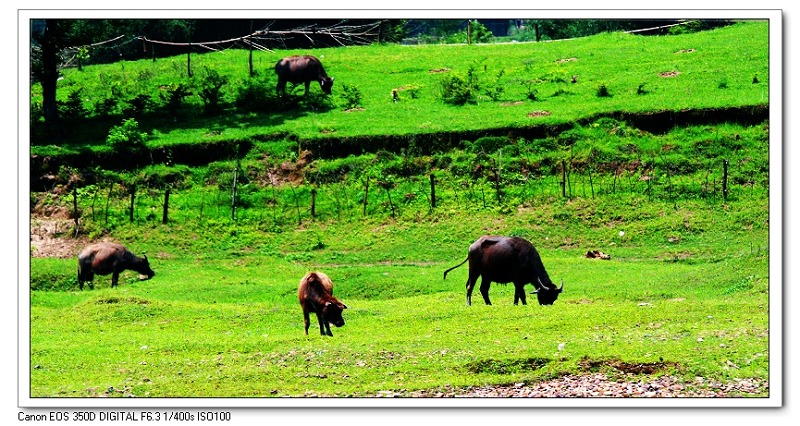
[137,254,156,281]
[532,278,564,305]
[322,301,347,327]
[320,76,334,94]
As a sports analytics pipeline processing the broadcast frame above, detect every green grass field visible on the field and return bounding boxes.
[27,20,773,400]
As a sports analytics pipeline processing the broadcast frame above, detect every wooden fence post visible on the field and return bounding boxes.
[310,188,317,219]
[723,159,729,200]
[105,182,114,225]
[363,177,370,217]
[72,188,79,236]
[162,188,170,224]
[430,174,436,209]
[230,163,238,221]
[128,184,136,223]
[561,160,567,198]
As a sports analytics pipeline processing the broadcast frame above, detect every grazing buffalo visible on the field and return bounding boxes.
[298,271,348,336]
[77,242,155,290]
[443,235,563,306]
[275,55,334,96]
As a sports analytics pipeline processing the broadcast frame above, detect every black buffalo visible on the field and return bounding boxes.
[77,242,155,290]
[275,55,334,96]
[443,235,563,306]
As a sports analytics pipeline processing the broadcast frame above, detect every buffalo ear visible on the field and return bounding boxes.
[341,304,348,309]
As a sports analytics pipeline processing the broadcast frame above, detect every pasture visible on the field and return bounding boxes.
[26,20,773,400]
[28,195,770,398]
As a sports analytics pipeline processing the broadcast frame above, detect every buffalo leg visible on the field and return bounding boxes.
[513,283,527,305]
[303,311,311,335]
[315,312,333,336]
[78,268,93,290]
[479,278,492,305]
[465,273,479,306]
[111,271,119,288]
[304,81,311,96]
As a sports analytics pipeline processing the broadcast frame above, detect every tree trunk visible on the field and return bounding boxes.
[39,20,63,136]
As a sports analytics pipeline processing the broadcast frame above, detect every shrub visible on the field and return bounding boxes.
[123,93,154,117]
[198,67,228,114]
[59,88,89,121]
[161,82,193,115]
[439,65,480,105]
[234,72,282,113]
[339,83,363,109]
[469,136,512,154]
[596,83,611,97]
[106,118,147,153]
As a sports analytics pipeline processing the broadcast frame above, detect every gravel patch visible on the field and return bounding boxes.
[392,374,768,398]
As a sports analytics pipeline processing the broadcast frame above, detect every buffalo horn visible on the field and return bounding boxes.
[537,277,551,291]
[558,279,564,292]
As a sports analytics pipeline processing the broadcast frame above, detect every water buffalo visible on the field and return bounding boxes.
[77,242,155,290]
[275,55,334,96]
[298,271,348,336]
[443,235,563,306]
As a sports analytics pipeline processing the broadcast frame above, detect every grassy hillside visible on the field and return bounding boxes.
[30,21,768,156]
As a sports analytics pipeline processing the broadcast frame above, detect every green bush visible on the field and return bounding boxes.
[438,65,480,105]
[234,72,282,113]
[198,67,229,114]
[106,118,147,153]
[469,136,512,154]
[339,83,363,109]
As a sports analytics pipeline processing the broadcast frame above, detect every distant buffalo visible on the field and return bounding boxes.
[298,271,348,336]
[275,55,334,96]
[77,243,155,290]
[443,235,563,306]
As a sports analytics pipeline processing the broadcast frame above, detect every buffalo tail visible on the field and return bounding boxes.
[443,257,468,280]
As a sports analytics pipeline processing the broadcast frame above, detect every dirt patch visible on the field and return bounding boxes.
[428,68,450,73]
[500,101,524,107]
[527,110,552,118]
[555,57,578,64]
[30,218,91,259]
[659,71,681,78]
[676,49,696,54]
[578,357,680,375]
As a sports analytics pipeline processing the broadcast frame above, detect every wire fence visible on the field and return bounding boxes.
[63,158,765,233]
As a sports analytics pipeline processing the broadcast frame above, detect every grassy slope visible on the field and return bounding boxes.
[32,21,769,154]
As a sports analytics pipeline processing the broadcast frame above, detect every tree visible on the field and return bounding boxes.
[31,20,76,137]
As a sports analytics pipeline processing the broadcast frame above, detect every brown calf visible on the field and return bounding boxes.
[297,271,347,336]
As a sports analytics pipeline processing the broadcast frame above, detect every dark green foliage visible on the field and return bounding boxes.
[234,71,282,113]
[59,88,89,122]
[469,136,512,154]
[161,82,193,115]
[339,83,363,110]
[197,67,228,114]
[106,118,147,153]
[438,64,481,105]
[123,93,154,117]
